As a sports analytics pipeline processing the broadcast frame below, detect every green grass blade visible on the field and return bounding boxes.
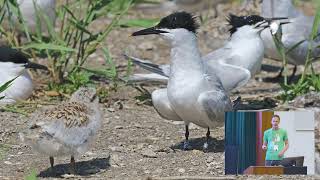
[285,39,306,55]
[22,43,76,52]
[0,76,18,100]
[119,18,160,28]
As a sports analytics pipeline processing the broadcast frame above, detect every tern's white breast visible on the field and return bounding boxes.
[0,70,34,104]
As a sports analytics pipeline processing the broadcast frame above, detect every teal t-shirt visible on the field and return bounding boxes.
[263,128,288,160]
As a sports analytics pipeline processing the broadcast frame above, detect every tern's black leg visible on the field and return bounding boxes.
[273,67,284,81]
[288,65,297,83]
[70,156,76,174]
[183,125,190,150]
[232,96,241,110]
[203,127,210,151]
[49,156,54,168]
[49,156,55,175]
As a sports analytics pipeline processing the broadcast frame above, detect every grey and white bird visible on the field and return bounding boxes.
[131,12,284,150]
[19,87,101,174]
[261,0,320,79]
[4,0,56,37]
[126,14,289,92]
[0,46,48,105]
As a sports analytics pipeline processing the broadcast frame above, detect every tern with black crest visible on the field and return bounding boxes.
[0,47,48,104]
[130,12,287,150]
[132,11,232,150]
[126,14,289,93]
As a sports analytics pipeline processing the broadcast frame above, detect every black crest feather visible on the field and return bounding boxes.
[227,14,265,35]
[156,11,199,33]
[0,46,29,64]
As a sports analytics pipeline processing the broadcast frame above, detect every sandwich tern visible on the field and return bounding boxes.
[0,46,47,105]
[126,14,289,92]
[131,12,284,150]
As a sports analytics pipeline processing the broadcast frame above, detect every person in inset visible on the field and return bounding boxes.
[262,114,289,166]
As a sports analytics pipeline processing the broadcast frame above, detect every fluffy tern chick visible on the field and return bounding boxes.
[20,87,102,174]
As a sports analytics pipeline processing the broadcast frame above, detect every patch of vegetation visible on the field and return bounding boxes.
[0,0,158,96]
[277,2,320,101]
[24,169,37,180]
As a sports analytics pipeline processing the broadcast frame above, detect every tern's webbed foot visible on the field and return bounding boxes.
[203,142,209,152]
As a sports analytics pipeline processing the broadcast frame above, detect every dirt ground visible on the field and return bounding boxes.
[0,0,320,179]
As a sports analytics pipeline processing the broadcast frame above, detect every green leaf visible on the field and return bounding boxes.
[21,43,76,52]
[311,5,320,40]
[0,76,18,100]
[119,18,160,28]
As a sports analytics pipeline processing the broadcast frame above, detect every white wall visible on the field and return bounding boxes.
[275,111,315,175]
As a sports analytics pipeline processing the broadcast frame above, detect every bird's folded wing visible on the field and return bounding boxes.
[204,52,251,92]
[198,91,232,122]
[124,54,170,77]
[128,73,168,83]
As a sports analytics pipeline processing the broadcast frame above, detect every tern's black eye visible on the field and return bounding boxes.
[245,15,265,25]
[156,11,199,33]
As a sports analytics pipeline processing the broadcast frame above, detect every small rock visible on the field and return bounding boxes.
[178,168,186,173]
[109,146,123,152]
[141,149,157,158]
[4,161,12,165]
[17,152,23,155]
[191,161,199,166]
[144,170,151,174]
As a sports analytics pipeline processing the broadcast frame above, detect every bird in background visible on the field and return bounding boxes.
[20,87,102,174]
[125,13,289,93]
[130,12,285,151]
[4,0,56,41]
[0,46,48,105]
[260,0,320,80]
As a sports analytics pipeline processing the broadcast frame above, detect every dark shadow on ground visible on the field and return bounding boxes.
[261,73,301,84]
[235,97,278,110]
[261,64,282,72]
[38,156,110,178]
[170,137,224,153]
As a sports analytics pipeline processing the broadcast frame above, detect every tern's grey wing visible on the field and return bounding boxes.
[197,90,232,126]
[128,73,168,83]
[203,48,251,92]
[124,54,170,77]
